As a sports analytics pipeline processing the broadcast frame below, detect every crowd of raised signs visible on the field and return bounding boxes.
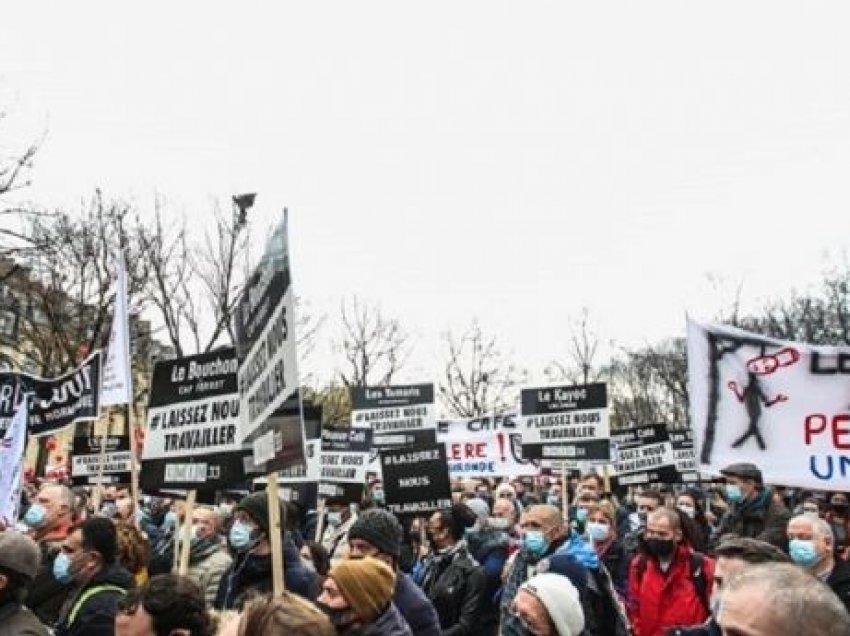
[1,460,850,636]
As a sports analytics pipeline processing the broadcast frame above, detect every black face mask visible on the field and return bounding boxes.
[644,538,676,560]
[316,602,358,630]
[833,504,848,515]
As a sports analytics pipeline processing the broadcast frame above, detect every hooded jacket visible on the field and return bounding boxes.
[183,536,233,606]
[54,560,134,636]
[713,488,790,550]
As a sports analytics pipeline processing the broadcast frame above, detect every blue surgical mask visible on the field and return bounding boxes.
[52,552,74,584]
[523,530,549,557]
[725,484,743,503]
[575,508,588,523]
[24,504,47,528]
[229,521,254,551]
[372,491,385,506]
[327,511,343,528]
[163,510,177,528]
[587,521,610,542]
[789,539,822,568]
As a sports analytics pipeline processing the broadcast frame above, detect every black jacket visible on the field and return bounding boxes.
[25,541,73,626]
[421,542,487,636]
[360,603,414,636]
[827,559,850,614]
[54,560,134,636]
[714,488,791,550]
[393,572,441,636]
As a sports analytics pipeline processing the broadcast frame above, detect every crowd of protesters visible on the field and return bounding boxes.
[1,461,850,635]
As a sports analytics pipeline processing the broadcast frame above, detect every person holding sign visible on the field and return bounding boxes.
[213,492,315,610]
[320,496,357,567]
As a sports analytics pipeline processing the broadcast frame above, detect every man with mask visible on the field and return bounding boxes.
[53,517,134,636]
[0,531,49,636]
[179,506,232,606]
[320,496,357,566]
[24,483,77,625]
[347,508,441,636]
[627,508,714,636]
[713,462,790,550]
[213,491,315,609]
[786,514,850,613]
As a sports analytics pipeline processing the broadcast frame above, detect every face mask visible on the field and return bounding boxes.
[24,504,47,528]
[678,505,696,519]
[725,484,744,503]
[645,538,677,560]
[523,530,549,557]
[488,517,510,531]
[163,511,178,528]
[52,552,75,584]
[218,503,233,517]
[832,504,848,515]
[788,539,822,568]
[546,495,561,506]
[803,511,820,520]
[229,521,255,551]
[575,508,588,523]
[301,558,316,573]
[372,491,385,505]
[587,521,609,542]
[316,602,357,631]
[327,511,343,528]
[628,512,641,532]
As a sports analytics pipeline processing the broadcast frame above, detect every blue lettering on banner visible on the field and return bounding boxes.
[448,461,496,475]
[809,455,850,480]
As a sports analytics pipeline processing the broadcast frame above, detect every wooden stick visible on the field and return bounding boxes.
[178,490,196,576]
[127,404,141,528]
[267,472,285,595]
[92,413,111,511]
[562,462,569,522]
[314,498,326,543]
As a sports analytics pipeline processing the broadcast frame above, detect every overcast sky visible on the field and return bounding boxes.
[2,2,849,386]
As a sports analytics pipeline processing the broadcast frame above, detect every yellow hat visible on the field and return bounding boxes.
[329,557,395,623]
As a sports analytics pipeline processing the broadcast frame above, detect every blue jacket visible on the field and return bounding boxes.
[394,571,441,636]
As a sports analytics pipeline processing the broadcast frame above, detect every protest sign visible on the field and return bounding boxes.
[379,443,452,516]
[351,384,436,449]
[0,373,27,437]
[29,351,102,437]
[520,383,610,461]
[687,319,850,490]
[437,414,538,478]
[669,428,699,483]
[71,436,132,486]
[100,253,133,407]
[0,401,27,525]
[235,215,301,467]
[319,428,371,505]
[610,424,678,487]
[143,348,248,491]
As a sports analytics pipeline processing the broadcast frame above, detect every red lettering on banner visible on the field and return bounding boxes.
[805,414,828,445]
[834,415,850,450]
[804,413,850,449]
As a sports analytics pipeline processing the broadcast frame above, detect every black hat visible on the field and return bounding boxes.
[720,462,763,486]
[237,491,284,535]
[347,509,402,558]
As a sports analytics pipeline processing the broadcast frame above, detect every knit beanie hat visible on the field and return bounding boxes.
[329,557,396,623]
[521,573,584,636]
[237,491,284,536]
[347,509,402,558]
[0,531,41,580]
[464,497,490,522]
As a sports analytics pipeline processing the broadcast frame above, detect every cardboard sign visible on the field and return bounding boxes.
[143,348,248,491]
[669,428,699,483]
[351,384,436,449]
[71,436,131,486]
[438,414,538,478]
[610,424,679,487]
[380,443,452,516]
[520,383,610,461]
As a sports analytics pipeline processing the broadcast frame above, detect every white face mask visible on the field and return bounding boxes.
[327,511,343,527]
[678,504,696,519]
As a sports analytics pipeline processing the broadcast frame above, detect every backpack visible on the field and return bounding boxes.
[634,552,709,614]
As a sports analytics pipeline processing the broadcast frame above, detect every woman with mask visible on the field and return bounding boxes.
[585,501,628,600]
[213,492,316,609]
[420,503,488,636]
[675,490,711,553]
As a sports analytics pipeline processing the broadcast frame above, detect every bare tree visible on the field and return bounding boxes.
[439,319,525,418]
[545,308,606,385]
[336,296,409,388]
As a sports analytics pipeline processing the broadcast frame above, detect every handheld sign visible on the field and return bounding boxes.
[379,443,452,516]
[669,429,699,483]
[520,383,610,462]
[610,424,679,487]
[351,384,436,449]
[319,428,372,505]
[71,436,131,486]
[438,414,537,478]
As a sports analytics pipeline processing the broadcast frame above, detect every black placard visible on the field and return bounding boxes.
[669,428,700,483]
[380,443,452,516]
[29,352,102,437]
[351,383,435,409]
[611,424,680,487]
[71,435,131,485]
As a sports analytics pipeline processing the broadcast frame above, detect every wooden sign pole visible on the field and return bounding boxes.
[561,462,569,522]
[267,472,285,595]
[127,404,141,527]
[178,490,196,575]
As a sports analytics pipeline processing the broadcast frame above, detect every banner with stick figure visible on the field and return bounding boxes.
[687,319,850,490]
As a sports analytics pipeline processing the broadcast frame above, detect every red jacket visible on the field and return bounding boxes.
[627,545,714,636]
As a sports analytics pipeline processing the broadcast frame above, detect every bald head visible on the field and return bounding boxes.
[36,484,74,529]
[520,505,565,540]
[192,506,222,540]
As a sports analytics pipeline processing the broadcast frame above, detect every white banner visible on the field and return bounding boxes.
[437,414,538,478]
[101,253,133,407]
[687,319,850,490]
[0,401,27,524]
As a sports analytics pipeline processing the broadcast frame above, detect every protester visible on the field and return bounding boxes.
[420,503,487,635]
[627,507,714,636]
[579,473,605,499]
[508,573,585,636]
[786,514,850,613]
[53,517,134,636]
[716,562,850,636]
[586,500,628,598]
[213,492,314,610]
[320,497,357,565]
[24,483,77,625]
[713,462,791,550]
[676,490,712,552]
[492,496,521,544]
[347,508,441,636]
[825,492,850,560]
[0,530,50,636]
[218,591,335,636]
[317,556,412,635]
[182,506,232,606]
[669,536,790,636]
[462,497,510,631]
[115,521,150,587]
[300,541,331,578]
[622,489,664,558]
[115,574,212,636]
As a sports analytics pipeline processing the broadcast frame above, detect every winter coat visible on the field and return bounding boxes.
[595,537,629,599]
[25,531,74,626]
[393,571,441,636]
[213,537,315,609]
[54,560,134,636]
[465,529,509,635]
[182,539,233,606]
[713,488,790,550]
[627,545,714,636]
[359,603,414,636]
[827,558,850,615]
[0,601,49,636]
[421,542,487,636]
[321,514,357,566]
